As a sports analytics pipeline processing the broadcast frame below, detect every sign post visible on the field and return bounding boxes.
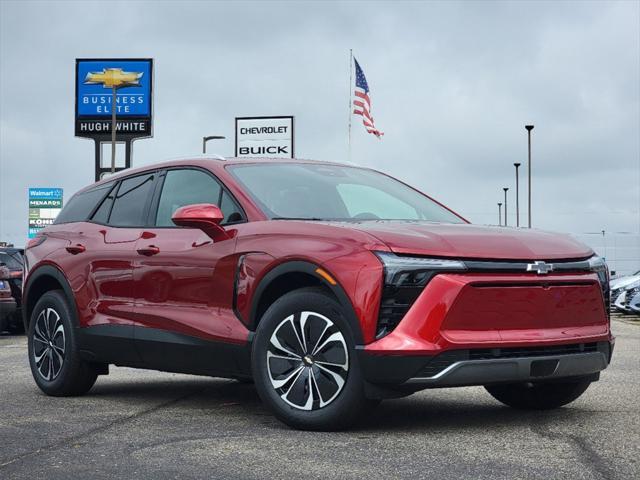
[75,58,153,180]
[28,188,63,239]
[235,116,294,158]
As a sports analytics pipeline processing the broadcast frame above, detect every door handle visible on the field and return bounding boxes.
[65,244,86,255]
[137,245,160,256]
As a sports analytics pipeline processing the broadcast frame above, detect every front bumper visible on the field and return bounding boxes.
[358,341,613,389]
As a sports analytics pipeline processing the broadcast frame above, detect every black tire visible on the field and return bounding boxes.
[28,290,98,396]
[252,287,368,431]
[0,313,8,333]
[485,380,592,410]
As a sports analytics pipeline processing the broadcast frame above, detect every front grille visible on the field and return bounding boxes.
[416,342,599,378]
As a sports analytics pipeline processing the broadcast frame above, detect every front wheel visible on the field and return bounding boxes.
[485,379,592,410]
[252,287,369,430]
[28,290,98,396]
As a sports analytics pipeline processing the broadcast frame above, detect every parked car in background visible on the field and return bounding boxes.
[613,279,640,315]
[610,270,640,311]
[22,157,613,430]
[0,270,17,333]
[0,248,24,333]
[629,288,640,315]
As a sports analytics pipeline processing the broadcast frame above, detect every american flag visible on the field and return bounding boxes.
[353,57,383,138]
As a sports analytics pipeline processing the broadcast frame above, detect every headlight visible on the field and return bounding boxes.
[625,280,640,299]
[587,255,607,273]
[587,255,610,316]
[373,252,466,338]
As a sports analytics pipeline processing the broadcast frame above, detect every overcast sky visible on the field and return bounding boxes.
[1,0,639,250]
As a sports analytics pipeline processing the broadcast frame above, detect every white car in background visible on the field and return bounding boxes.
[628,287,640,315]
[610,270,640,313]
[611,277,640,314]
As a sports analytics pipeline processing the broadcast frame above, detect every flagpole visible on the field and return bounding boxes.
[348,48,353,163]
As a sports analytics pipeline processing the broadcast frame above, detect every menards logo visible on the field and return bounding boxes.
[29,199,62,208]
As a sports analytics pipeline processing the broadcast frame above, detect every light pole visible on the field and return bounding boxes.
[514,162,521,227]
[525,125,534,228]
[498,202,503,226]
[203,135,225,154]
[110,86,117,173]
[503,187,509,226]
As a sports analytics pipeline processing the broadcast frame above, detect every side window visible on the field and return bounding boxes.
[156,169,244,227]
[54,182,114,224]
[108,173,156,227]
[220,191,244,224]
[91,184,117,224]
[155,169,222,227]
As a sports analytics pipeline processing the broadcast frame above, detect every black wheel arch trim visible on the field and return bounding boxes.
[247,260,364,345]
[22,264,80,332]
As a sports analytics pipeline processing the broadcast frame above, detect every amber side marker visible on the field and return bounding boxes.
[315,268,337,285]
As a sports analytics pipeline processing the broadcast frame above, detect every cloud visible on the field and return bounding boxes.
[1,0,639,255]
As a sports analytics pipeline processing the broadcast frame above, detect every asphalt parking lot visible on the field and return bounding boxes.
[0,317,638,480]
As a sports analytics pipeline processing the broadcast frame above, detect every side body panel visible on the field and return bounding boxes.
[23,222,143,364]
[131,226,250,376]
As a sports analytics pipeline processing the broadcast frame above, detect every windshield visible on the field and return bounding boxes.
[228,163,465,223]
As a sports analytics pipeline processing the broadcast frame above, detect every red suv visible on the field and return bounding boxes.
[23,157,613,430]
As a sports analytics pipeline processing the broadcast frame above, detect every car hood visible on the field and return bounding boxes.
[331,221,594,260]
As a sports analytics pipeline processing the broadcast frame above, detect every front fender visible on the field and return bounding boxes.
[244,258,365,345]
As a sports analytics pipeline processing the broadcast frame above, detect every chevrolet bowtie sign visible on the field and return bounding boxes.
[235,116,295,158]
[75,58,153,139]
[84,68,143,89]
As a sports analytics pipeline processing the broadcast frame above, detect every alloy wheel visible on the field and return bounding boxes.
[267,311,349,411]
[32,307,66,381]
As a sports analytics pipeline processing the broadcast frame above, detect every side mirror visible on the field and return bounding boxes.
[171,203,229,241]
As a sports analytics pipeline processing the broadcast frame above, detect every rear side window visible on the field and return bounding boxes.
[91,185,117,224]
[108,173,156,226]
[54,182,114,224]
[155,169,224,226]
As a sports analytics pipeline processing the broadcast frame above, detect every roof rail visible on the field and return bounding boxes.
[193,153,226,161]
[162,154,226,162]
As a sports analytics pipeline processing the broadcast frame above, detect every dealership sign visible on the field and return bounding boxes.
[75,58,153,139]
[28,188,63,239]
[235,116,294,158]
[75,58,153,181]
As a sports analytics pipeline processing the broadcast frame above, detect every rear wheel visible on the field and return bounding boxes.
[28,290,98,396]
[485,380,592,410]
[252,287,369,430]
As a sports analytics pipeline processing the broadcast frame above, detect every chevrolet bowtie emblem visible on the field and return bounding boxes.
[526,261,554,275]
[84,68,143,88]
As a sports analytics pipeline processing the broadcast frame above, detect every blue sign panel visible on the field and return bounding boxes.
[28,188,64,200]
[28,188,63,239]
[76,60,152,117]
[75,58,153,140]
